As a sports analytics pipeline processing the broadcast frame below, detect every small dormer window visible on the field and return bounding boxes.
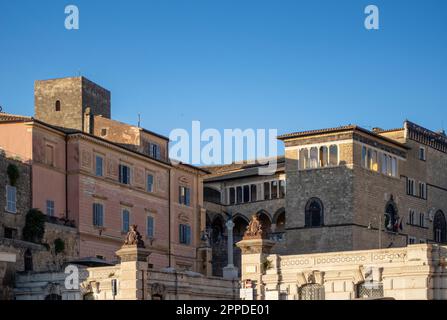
[55,100,61,111]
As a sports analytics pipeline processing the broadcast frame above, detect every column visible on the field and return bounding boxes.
[223,219,238,280]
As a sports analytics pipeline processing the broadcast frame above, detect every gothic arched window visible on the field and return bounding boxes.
[434,211,447,243]
[305,198,324,227]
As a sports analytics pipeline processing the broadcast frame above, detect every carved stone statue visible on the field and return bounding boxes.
[243,214,267,240]
[124,225,145,248]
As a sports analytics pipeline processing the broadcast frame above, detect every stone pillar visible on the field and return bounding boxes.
[236,238,275,300]
[223,219,238,280]
[115,245,151,300]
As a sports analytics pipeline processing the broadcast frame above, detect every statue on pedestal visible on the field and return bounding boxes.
[243,214,267,240]
[124,225,145,248]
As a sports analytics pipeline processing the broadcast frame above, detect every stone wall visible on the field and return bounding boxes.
[34,77,111,132]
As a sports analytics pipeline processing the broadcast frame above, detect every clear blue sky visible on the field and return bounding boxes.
[0,0,446,160]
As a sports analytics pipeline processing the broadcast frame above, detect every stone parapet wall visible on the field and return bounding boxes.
[239,241,447,300]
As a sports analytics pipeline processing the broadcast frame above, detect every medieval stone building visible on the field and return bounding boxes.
[279,121,447,254]
[203,157,286,276]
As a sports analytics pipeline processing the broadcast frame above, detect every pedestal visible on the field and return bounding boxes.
[115,245,151,300]
[236,238,275,300]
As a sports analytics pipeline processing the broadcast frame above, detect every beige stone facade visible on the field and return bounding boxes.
[238,238,447,300]
[14,244,238,300]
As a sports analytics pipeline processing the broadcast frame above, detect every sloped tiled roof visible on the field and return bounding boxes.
[278,125,409,149]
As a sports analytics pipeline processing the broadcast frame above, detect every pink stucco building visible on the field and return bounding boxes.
[0,77,209,273]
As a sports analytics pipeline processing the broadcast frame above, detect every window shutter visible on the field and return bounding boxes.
[185,188,190,206]
[186,226,191,244]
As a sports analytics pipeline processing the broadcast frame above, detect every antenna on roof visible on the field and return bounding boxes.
[138,113,141,128]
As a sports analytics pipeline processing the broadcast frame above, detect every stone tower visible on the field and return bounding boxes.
[34,76,111,132]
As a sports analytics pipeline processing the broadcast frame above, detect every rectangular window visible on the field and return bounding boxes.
[271,181,278,199]
[45,144,55,166]
[381,153,388,175]
[93,203,104,227]
[264,182,270,200]
[243,185,250,203]
[361,146,367,168]
[279,180,286,198]
[236,186,243,204]
[3,227,17,239]
[419,147,426,161]
[407,178,415,196]
[119,164,131,185]
[147,216,154,238]
[391,157,397,177]
[419,213,425,227]
[409,210,415,225]
[147,174,154,192]
[122,209,130,233]
[408,237,416,245]
[419,182,427,199]
[46,200,55,217]
[250,184,257,202]
[148,143,161,160]
[179,186,191,206]
[6,185,17,213]
[229,187,235,205]
[95,155,104,177]
[179,224,191,245]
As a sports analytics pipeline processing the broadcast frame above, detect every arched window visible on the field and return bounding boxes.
[384,202,398,232]
[55,100,61,111]
[434,211,447,243]
[305,198,324,227]
[24,249,33,272]
[299,149,309,170]
[310,147,318,168]
[329,145,338,166]
[319,146,328,167]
